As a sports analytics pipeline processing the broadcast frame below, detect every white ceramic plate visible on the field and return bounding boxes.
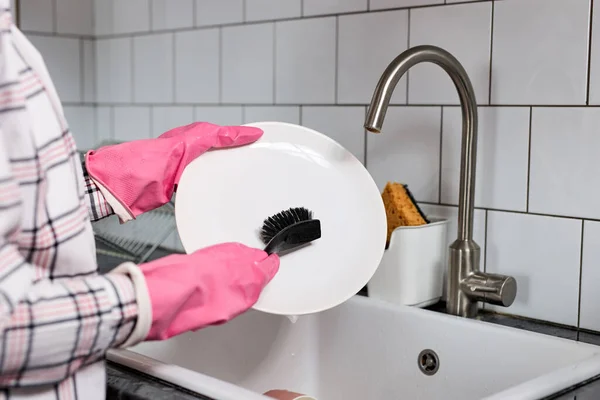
[175,121,386,316]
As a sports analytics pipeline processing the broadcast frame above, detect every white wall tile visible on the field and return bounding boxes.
[338,10,408,104]
[588,0,600,105]
[20,0,54,32]
[301,106,366,163]
[29,36,81,103]
[275,18,336,103]
[56,0,93,36]
[366,106,441,202]
[243,106,300,124]
[245,0,302,21]
[581,221,600,331]
[96,38,132,103]
[194,106,243,126]
[441,107,529,211]
[370,0,443,10]
[174,29,219,104]
[529,108,600,219]
[152,106,195,137]
[491,0,589,105]
[222,24,274,104]
[419,204,487,301]
[83,40,95,103]
[151,0,194,30]
[133,33,174,103]
[303,0,367,16]
[64,106,95,151]
[486,211,581,326]
[409,2,492,105]
[94,0,150,36]
[113,106,151,142]
[195,0,244,27]
[95,107,113,144]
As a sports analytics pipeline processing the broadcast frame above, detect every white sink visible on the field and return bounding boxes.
[108,295,600,400]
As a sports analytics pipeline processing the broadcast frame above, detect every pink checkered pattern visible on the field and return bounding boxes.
[0,3,140,399]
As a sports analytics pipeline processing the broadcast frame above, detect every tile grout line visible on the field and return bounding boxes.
[79,39,84,103]
[130,37,135,103]
[483,209,489,274]
[272,23,277,103]
[192,0,198,27]
[577,220,585,331]
[438,107,443,203]
[218,27,223,103]
[406,8,411,104]
[172,32,176,103]
[52,0,57,33]
[525,107,532,212]
[334,16,339,104]
[418,200,600,223]
[487,0,494,105]
[586,0,594,105]
[364,106,368,167]
[148,0,154,31]
[93,1,497,41]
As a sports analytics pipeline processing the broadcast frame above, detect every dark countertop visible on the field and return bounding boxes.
[98,243,600,400]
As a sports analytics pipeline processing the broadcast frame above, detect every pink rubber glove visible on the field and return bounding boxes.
[139,242,279,341]
[85,122,263,220]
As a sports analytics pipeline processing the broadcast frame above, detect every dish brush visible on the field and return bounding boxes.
[260,207,321,255]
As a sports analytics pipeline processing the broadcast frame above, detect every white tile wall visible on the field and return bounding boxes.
[245,0,302,22]
[441,106,529,211]
[133,33,174,103]
[303,0,367,16]
[222,23,274,103]
[174,29,220,104]
[195,0,244,27]
[409,2,492,105]
[113,106,151,141]
[96,38,132,103]
[301,106,366,163]
[491,0,590,105]
[486,211,581,327]
[337,10,408,104]
[28,36,81,103]
[64,106,96,150]
[56,0,93,36]
[529,108,600,219]
[19,0,600,328]
[243,106,300,125]
[20,0,54,32]
[152,106,194,137]
[275,18,337,103]
[366,106,441,202]
[151,0,194,31]
[581,221,600,331]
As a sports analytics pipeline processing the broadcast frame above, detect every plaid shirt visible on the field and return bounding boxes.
[0,4,149,399]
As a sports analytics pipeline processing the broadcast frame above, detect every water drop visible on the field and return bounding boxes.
[287,315,299,324]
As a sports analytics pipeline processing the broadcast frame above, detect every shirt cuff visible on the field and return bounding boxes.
[109,262,152,347]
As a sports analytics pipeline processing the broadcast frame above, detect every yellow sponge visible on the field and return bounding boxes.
[381,182,429,245]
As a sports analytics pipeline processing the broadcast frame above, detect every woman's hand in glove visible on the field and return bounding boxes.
[138,242,279,341]
[84,122,262,221]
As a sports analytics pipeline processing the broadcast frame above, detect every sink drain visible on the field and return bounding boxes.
[418,349,439,376]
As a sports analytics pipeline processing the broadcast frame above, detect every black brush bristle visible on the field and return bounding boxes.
[260,207,314,245]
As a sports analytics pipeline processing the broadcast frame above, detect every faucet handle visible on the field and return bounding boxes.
[461,272,517,307]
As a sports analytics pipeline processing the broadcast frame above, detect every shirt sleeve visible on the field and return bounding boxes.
[81,160,115,222]
[0,139,150,388]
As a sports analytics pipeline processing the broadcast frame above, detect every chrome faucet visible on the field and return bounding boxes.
[364,45,517,318]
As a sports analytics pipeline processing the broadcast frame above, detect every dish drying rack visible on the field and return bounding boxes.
[79,142,179,263]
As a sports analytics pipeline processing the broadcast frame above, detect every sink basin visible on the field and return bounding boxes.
[108,295,600,400]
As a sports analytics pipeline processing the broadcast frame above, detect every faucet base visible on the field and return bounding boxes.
[446,239,518,318]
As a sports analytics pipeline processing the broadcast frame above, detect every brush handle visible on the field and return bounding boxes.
[264,219,321,255]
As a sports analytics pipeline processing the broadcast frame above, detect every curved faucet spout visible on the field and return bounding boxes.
[365,45,477,241]
[365,45,516,318]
